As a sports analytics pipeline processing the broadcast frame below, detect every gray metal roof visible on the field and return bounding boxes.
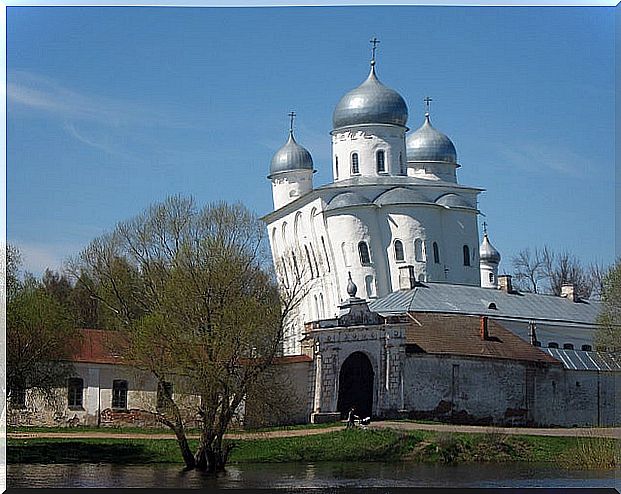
[435,193,474,209]
[269,132,314,178]
[333,65,408,130]
[368,282,601,325]
[326,191,370,211]
[374,187,431,206]
[316,175,483,191]
[406,113,457,164]
[543,348,621,372]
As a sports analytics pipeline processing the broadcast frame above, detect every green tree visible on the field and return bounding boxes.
[6,246,79,405]
[596,260,621,352]
[68,196,303,472]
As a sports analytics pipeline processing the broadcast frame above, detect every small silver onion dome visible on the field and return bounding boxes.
[406,113,457,164]
[333,65,408,130]
[480,233,501,264]
[269,131,314,178]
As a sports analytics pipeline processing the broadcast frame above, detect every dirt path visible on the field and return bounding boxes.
[8,422,620,440]
[372,421,621,439]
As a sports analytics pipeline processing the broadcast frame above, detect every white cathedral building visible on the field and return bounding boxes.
[263,51,501,356]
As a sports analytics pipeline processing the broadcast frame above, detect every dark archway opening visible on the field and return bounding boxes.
[337,352,374,419]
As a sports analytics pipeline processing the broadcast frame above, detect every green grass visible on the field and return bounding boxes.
[7,428,619,470]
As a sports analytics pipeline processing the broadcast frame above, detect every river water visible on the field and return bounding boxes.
[7,462,620,489]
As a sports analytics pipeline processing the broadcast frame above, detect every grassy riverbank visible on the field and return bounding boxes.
[8,428,619,469]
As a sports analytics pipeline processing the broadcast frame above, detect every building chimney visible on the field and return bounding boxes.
[498,274,513,293]
[480,316,489,340]
[561,283,577,302]
[528,320,538,346]
[398,265,417,290]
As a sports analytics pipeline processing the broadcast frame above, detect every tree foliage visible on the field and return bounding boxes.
[6,246,79,405]
[596,260,621,353]
[68,196,302,472]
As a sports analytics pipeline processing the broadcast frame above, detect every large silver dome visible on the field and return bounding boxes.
[479,233,501,264]
[332,65,408,130]
[406,113,457,164]
[269,132,314,178]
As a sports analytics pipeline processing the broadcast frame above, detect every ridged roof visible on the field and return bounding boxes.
[326,191,370,211]
[405,313,561,364]
[374,187,431,206]
[369,282,601,325]
[435,193,473,209]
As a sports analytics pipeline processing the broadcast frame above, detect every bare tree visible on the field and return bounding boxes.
[512,246,605,300]
[510,247,548,293]
[68,196,305,472]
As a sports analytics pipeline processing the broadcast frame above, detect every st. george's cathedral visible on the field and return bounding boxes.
[261,41,620,426]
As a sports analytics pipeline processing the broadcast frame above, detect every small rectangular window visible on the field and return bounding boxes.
[351,153,360,175]
[376,150,385,173]
[112,380,128,410]
[67,378,84,409]
[581,344,592,352]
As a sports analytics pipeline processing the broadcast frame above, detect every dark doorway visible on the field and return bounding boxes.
[337,352,374,419]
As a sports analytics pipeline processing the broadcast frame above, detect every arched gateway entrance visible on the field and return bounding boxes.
[337,352,374,419]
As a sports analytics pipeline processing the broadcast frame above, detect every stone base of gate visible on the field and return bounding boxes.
[310,412,342,424]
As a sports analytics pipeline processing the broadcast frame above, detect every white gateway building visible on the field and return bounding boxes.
[263,53,501,356]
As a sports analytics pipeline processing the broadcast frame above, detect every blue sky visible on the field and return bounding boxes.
[7,6,615,276]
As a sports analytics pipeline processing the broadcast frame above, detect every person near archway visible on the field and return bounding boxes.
[346,406,359,429]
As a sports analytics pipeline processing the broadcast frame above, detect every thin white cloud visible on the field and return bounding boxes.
[8,69,195,129]
[63,122,139,161]
[496,141,591,179]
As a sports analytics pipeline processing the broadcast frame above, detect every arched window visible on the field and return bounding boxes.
[321,236,331,272]
[365,275,375,298]
[351,153,360,175]
[394,240,405,262]
[563,343,574,350]
[376,150,385,173]
[319,293,325,318]
[399,152,405,175]
[281,258,290,287]
[305,245,314,278]
[548,342,559,349]
[311,246,320,277]
[341,242,351,267]
[463,245,471,266]
[292,252,300,278]
[358,241,371,265]
[433,242,440,264]
[313,295,319,320]
[335,156,339,179]
[414,239,424,262]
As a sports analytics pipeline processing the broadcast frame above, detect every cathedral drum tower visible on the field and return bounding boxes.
[264,40,487,356]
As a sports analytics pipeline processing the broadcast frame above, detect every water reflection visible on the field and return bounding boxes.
[8,462,620,489]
